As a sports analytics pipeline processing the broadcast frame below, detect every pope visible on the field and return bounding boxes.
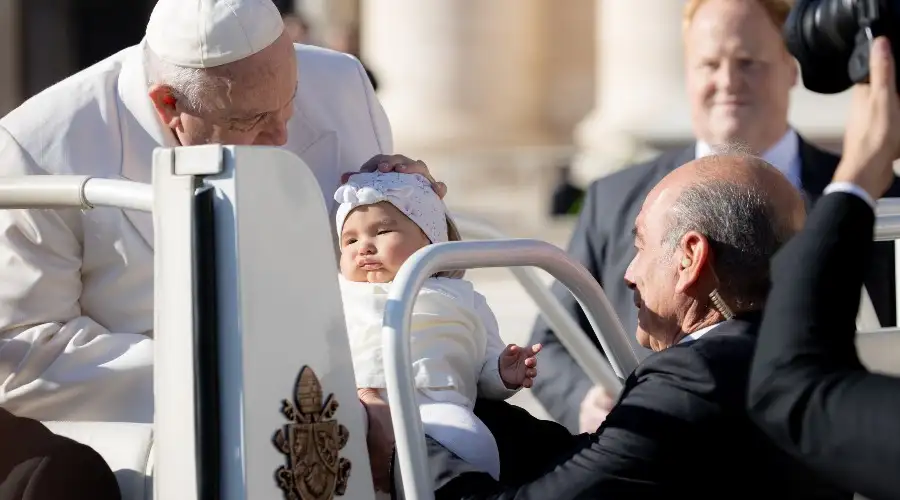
[0,0,438,423]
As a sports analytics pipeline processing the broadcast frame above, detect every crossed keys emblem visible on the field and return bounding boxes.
[273,366,351,500]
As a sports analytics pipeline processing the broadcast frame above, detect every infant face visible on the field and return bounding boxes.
[339,201,431,283]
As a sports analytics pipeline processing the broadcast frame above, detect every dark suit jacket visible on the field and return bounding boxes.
[748,192,900,500]
[429,315,849,499]
[530,139,900,432]
[0,409,120,500]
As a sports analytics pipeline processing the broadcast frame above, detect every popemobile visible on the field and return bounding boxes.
[0,145,897,499]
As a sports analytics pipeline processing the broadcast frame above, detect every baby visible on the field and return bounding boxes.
[335,172,540,480]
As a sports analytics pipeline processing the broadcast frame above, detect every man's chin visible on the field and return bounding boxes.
[635,328,652,349]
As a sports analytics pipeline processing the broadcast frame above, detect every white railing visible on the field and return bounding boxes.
[874,203,900,329]
[0,175,153,212]
[382,239,640,500]
[450,213,624,393]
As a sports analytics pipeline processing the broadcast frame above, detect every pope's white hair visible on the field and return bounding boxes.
[142,44,233,113]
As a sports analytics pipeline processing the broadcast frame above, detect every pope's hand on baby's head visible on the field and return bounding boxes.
[341,154,448,200]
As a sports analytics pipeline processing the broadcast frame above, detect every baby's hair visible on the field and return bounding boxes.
[434,215,466,279]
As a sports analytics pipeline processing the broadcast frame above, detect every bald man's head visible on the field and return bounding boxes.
[664,151,805,310]
[624,149,805,349]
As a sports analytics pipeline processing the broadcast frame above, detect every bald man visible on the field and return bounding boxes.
[381,153,850,499]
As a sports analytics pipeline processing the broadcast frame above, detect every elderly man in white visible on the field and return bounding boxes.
[0,0,433,423]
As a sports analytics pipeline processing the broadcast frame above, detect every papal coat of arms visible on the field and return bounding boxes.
[273,366,352,500]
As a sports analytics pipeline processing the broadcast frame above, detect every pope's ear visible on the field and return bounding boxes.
[147,84,180,126]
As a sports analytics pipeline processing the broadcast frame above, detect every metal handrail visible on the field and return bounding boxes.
[0,175,153,212]
[382,239,640,500]
[449,213,623,393]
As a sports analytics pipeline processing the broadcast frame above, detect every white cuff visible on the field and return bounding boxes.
[824,182,876,210]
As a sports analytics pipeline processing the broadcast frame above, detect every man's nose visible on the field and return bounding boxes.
[715,62,742,92]
[623,262,636,290]
[268,119,289,146]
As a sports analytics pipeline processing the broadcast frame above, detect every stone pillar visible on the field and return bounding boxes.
[360,0,560,230]
[294,0,358,46]
[571,0,692,185]
[0,0,21,116]
[361,0,551,152]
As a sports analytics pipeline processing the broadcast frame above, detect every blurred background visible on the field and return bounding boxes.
[0,0,857,418]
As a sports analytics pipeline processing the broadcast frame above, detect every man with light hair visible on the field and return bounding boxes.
[0,0,432,423]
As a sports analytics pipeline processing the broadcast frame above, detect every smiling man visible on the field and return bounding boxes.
[529,0,900,435]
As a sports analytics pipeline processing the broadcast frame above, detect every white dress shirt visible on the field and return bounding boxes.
[696,129,802,189]
[678,322,722,345]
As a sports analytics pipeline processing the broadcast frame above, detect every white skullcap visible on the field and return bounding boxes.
[146,0,285,68]
[335,173,454,245]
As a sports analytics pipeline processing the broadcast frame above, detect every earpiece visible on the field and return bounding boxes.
[681,257,691,267]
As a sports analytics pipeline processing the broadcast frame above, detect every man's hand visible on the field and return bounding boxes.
[358,388,394,492]
[340,154,448,199]
[498,343,541,389]
[834,36,900,199]
[579,385,615,433]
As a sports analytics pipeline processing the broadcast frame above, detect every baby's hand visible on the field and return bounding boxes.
[498,343,541,389]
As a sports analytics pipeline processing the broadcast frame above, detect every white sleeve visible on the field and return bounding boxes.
[823,181,877,210]
[473,292,520,400]
[0,127,153,422]
[351,55,393,154]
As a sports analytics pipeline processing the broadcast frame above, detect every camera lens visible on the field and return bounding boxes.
[801,0,859,57]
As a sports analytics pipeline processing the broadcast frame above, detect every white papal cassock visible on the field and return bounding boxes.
[0,41,391,422]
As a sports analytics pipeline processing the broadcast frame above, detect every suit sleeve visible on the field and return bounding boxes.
[748,192,900,500]
[437,350,722,499]
[0,125,153,422]
[529,181,606,431]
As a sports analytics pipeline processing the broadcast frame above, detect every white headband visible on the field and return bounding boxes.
[334,173,450,244]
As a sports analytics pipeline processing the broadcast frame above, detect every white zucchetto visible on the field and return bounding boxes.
[146,0,285,68]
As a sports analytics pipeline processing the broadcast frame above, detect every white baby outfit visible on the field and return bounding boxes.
[336,173,517,480]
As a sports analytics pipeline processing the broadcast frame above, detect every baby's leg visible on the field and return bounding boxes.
[418,401,500,481]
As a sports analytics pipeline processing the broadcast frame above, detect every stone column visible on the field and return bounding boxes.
[360,0,561,230]
[0,0,21,116]
[571,0,692,185]
[361,0,551,152]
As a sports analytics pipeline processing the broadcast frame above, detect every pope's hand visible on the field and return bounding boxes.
[341,154,448,199]
[579,385,615,433]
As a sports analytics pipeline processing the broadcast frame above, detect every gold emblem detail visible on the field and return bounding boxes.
[273,366,351,499]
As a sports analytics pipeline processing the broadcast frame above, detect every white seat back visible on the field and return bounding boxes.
[42,421,153,500]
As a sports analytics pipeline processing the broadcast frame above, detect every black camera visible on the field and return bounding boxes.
[784,0,900,94]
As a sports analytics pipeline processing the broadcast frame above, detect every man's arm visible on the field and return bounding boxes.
[748,191,900,500]
[439,351,720,499]
[528,183,605,431]
[0,127,153,422]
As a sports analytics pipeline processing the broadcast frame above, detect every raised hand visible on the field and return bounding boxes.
[498,343,542,389]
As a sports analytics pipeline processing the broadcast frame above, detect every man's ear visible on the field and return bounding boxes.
[148,84,180,127]
[674,230,710,294]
